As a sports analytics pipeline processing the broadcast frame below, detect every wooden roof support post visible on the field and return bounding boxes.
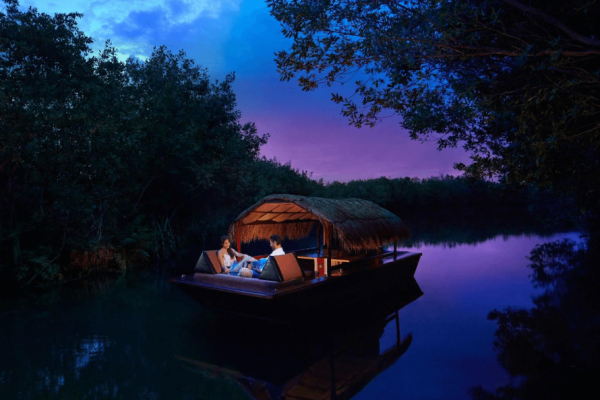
[327,223,333,277]
[235,222,241,253]
[316,222,322,256]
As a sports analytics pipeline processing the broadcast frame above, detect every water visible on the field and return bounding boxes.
[363,232,581,399]
[0,220,583,399]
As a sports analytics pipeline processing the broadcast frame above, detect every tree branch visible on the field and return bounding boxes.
[128,173,159,217]
[500,0,600,48]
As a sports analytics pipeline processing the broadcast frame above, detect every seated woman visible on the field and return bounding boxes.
[218,236,259,278]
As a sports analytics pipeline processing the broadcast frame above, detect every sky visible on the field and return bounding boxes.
[17,0,472,182]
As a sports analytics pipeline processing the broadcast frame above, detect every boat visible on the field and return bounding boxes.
[175,279,423,400]
[170,194,422,315]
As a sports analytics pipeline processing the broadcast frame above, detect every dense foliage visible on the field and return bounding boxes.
[314,175,526,212]
[0,0,279,287]
[267,0,600,212]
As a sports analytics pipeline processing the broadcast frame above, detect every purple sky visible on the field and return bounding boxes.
[21,0,472,182]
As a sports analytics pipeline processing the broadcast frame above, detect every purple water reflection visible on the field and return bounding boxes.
[356,231,581,399]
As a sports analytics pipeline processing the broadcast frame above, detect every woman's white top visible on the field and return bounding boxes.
[220,249,241,268]
[222,253,234,267]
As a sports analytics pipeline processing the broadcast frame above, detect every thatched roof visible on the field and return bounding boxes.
[228,194,409,252]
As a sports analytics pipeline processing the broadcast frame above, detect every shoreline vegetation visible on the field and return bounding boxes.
[0,1,576,294]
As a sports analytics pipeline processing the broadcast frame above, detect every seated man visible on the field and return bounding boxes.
[248,234,285,274]
[269,234,285,256]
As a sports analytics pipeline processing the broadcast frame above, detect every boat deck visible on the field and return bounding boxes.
[170,251,421,301]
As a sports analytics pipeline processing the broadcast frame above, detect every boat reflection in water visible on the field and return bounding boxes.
[175,278,422,400]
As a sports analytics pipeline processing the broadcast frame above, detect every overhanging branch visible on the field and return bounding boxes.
[500,0,600,48]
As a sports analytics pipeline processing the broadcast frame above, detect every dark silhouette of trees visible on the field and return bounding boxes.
[268,0,600,212]
[0,1,272,286]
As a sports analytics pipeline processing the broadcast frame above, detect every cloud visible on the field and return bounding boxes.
[85,0,234,28]
[21,0,242,61]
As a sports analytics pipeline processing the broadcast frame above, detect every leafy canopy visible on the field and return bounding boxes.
[0,0,273,284]
[268,0,600,207]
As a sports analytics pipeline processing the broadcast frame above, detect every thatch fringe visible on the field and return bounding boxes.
[228,195,410,253]
[233,221,316,243]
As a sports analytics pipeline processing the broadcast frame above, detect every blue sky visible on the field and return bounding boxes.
[18,0,471,181]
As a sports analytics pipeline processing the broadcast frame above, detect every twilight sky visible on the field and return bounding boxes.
[19,0,471,182]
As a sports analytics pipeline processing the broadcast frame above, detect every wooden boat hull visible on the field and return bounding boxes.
[170,251,422,319]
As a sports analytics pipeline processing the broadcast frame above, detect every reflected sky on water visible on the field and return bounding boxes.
[0,230,582,399]
[360,231,581,399]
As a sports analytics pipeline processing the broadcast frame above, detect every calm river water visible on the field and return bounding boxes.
[0,218,583,399]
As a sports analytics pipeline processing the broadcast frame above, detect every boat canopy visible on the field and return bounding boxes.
[228,194,409,252]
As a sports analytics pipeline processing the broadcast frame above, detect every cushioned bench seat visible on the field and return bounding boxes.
[195,250,305,283]
[193,272,303,293]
